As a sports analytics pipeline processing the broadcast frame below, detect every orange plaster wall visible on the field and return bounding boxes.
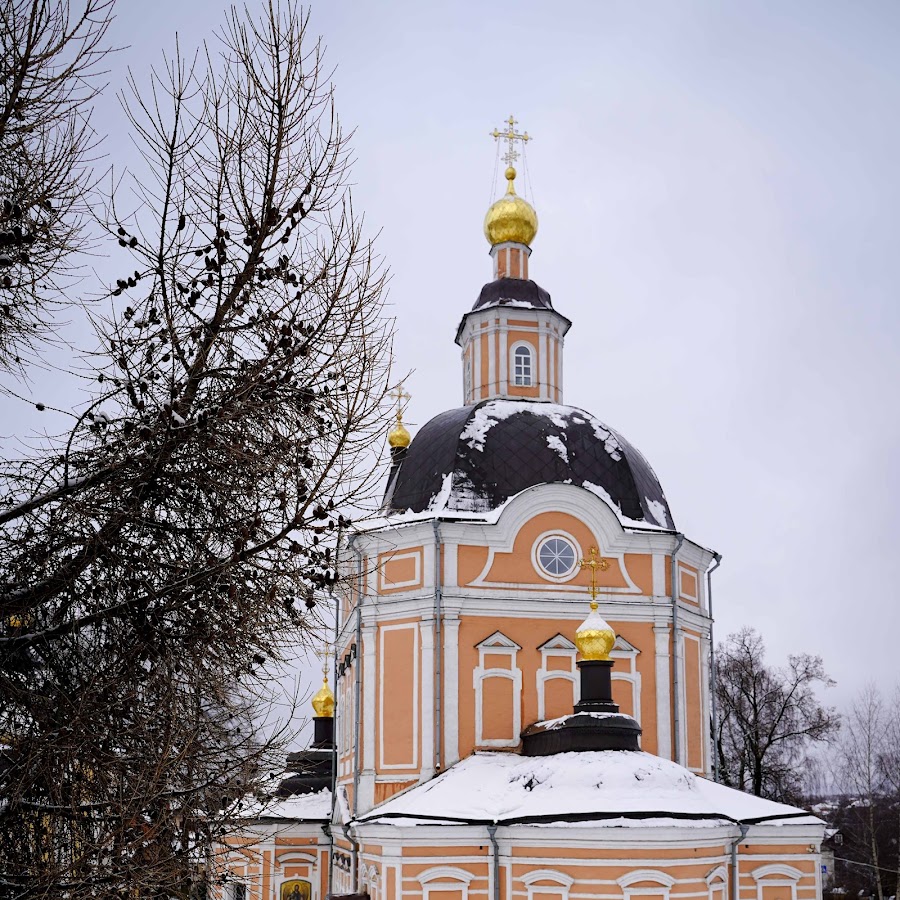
[679,563,700,604]
[378,547,423,593]
[481,676,515,741]
[458,544,490,586]
[459,616,663,756]
[378,621,419,771]
[482,511,632,591]
[624,552,653,595]
[543,677,574,720]
[685,634,703,770]
[374,780,416,804]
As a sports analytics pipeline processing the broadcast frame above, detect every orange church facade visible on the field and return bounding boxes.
[216,123,824,900]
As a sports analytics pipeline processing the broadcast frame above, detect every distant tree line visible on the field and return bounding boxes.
[714,629,900,900]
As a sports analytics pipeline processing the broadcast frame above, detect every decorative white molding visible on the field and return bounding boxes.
[751,865,803,900]
[654,624,672,760]
[523,869,574,900]
[417,867,476,886]
[419,618,435,781]
[443,614,460,766]
[378,549,422,591]
[536,636,578,721]
[377,622,419,771]
[473,631,522,747]
[618,870,677,891]
[751,866,804,883]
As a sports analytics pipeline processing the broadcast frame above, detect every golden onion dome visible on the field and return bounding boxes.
[484,166,538,247]
[575,601,616,661]
[311,677,335,718]
[388,419,411,449]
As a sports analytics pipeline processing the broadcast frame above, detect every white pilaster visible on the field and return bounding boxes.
[419,617,435,780]
[676,628,687,766]
[700,631,712,775]
[499,320,508,397]
[652,553,666,597]
[487,327,496,399]
[539,324,549,399]
[359,621,377,813]
[654,624,672,760]
[473,329,482,400]
[442,613,460,766]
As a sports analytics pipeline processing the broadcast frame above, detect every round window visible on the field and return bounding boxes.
[537,536,577,578]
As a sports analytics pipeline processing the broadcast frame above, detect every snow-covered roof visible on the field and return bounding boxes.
[243,788,331,822]
[358,752,821,827]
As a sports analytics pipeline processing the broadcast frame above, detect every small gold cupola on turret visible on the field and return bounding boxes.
[484,165,538,248]
[575,548,616,660]
[387,385,411,451]
[311,676,335,718]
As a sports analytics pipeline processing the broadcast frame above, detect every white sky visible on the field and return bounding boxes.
[9,1,900,716]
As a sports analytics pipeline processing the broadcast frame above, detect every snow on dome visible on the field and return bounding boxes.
[358,752,820,827]
[382,399,673,529]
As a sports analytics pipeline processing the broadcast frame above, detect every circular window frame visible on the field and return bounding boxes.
[532,530,582,583]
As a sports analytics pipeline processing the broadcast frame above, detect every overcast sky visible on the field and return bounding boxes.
[11,1,900,715]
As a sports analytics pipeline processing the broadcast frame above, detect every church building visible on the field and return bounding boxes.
[217,119,824,900]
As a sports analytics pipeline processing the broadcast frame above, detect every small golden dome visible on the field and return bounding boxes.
[484,166,538,247]
[311,677,334,717]
[575,601,616,661]
[388,420,410,448]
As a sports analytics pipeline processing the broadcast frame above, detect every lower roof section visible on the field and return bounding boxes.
[357,751,820,828]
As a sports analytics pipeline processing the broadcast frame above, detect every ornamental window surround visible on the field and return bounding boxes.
[512,342,534,386]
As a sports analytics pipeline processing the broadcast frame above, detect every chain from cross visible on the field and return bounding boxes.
[490,114,532,168]
[579,546,610,601]
[388,384,411,423]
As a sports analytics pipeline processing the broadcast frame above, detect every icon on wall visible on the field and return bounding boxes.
[281,880,312,900]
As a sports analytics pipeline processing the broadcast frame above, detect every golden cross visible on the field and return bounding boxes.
[491,114,532,167]
[316,640,333,679]
[579,546,610,601]
[388,384,411,422]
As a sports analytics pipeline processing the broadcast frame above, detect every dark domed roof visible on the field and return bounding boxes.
[473,278,554,311]
[383,400,674,529]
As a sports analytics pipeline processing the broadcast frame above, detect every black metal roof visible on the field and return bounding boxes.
[383,400,673,528]
[473,277,554,311]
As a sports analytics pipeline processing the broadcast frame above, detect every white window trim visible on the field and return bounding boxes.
[418,867,476,900]
[610,636,642,724]
[706,865,728,900]
[474,632,522,747]
[751,864,803,900]
[536,636,578,721]
[531,530,582,583]
[522,870,574,900]
[510,340,535,387]
[618,870,676,900]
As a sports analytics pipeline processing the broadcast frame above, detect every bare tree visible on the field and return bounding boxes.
[831,684,900,900]
[714,627,839,803]
[0,3,393,897]
[0,0,115,369]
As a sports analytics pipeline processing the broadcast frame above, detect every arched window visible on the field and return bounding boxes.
[512,343,534,386]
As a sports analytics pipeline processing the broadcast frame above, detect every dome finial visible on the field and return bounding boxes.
[312,644,335,717]
[575,548,616,660]
[387,383,411,449]
[485,116,538,247]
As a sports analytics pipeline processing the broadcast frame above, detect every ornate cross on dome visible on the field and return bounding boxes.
[389,384,411,421]
[579,546,610,601]
[491,114,532,167]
